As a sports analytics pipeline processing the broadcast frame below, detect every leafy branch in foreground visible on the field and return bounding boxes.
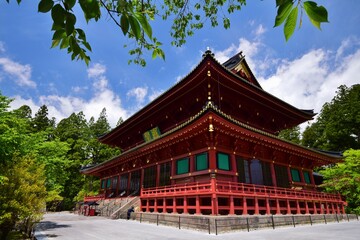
[6,0,329,65]
[274,0,329,41]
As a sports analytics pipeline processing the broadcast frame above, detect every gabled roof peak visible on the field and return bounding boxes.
[202,48,215,58]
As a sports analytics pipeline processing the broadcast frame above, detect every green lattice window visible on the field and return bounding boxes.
[303,171,311,184]
[217,152,230,171]
[106,178,111,188]
[291,168,301,182]
[195,153,208,171]
[101,179,106,189]
[176,158,189,175]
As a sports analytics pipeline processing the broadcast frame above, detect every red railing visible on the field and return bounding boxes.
[84,193,105,202]
[141,180,343,202]
[142,181,212,197]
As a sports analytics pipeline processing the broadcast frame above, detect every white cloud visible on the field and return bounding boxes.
[148,89,164,102]
[0,57,36,88]
[259,46,360,123]
[127,86,148,104]
[11,63,128,128]
[253,24,267,38]
[214,38,261,70]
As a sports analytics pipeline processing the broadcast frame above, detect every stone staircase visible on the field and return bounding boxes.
[95,196,140,219]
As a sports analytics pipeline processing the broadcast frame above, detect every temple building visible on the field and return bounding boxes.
[82,50,345,216]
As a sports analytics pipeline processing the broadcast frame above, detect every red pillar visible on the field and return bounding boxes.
[171,158,176,185]
[305,201,310,214]
[163,197,167,213]
[243,197,248,215]
[326,202,330,214]
[154,198,158,212]
[310,170,316,185]
[286,199,291,215]
[270,162,277,187]
[266,198,271,215]
[195,196,201,214]
[229,196,235,215]
[296,200,301,214]
[276,199,281,215]
[210,176,218,215]
[183,197,188,214]
[208,148,217,170]
[231,154,237,182]
[313,201,317,214]
[173,197,177,214]
[254,197,259,215]
[287,166,292,185]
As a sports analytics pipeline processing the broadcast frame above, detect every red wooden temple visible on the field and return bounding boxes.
[82,50,345,215]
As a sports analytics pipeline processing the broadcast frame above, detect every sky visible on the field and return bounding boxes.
[1,1,360,129]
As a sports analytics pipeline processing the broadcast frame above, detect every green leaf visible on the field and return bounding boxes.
[76,28,86,41]
[120,15,129,35]
[134,12,152,39]
[303,1,329,23]
[60,37,70,49]
[309,18,321,30]
[51,4,65,24]
[52,29,66,40]
[284,6,298,41]
[38,0,54,13]
[64,0,76,10]
[128,15,141,40]
[65,13,76,36]
[51,39,61,48]
[274,1,293,27]
[276,0,291,7]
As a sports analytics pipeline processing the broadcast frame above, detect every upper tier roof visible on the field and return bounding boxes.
[99,50,315,151]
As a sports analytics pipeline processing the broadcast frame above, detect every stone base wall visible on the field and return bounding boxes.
[130,213,358,235]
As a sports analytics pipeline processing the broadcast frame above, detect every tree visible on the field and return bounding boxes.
[5,0,328,66]
[320,149,360,214]
[0,154,47,240]
[302,84,360,151]
[277,126,301,144]
[32,105,56,133]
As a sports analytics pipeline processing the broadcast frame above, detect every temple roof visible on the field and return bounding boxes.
[82,101,339,176]
[99,50,315,151]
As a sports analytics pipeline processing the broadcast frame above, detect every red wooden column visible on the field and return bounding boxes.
[319,202,324,214]
[195,195,201,214]
[229,195,235,215]
[154,197,158,212]
[163,197,167,213]
[296,200,301,214]
[266,198,271,215]
[276,199,281,215]
[254,197,259,215]
[230,154,237,182]
[305,201,310,214]
[173,197,177,214]
[243,197,248,215]
[183,197,188,214]
[210,175,218,215]
[287,166,293,185]
[310,170,316,185]
[208,148,217,170]
[145,199,149,212]
[326,202,330,214]
[286,199,291,214]
[270,162,277,187]
[313,201,317,214]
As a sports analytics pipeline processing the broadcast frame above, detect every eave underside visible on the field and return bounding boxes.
[82,105,339,177]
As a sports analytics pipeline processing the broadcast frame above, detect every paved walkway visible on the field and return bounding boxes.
[35,212,360,240]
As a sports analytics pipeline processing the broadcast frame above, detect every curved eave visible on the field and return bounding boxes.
[82,102,339,176]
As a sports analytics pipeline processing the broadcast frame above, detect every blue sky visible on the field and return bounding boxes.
[1,1,360,128]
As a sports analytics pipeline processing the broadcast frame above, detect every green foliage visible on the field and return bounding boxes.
[320,149,360,214]
[275,0,328,41]
[4,0,328,66]
[0,154,47,239]
[302,84,360,151]
[277,126,301,144]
